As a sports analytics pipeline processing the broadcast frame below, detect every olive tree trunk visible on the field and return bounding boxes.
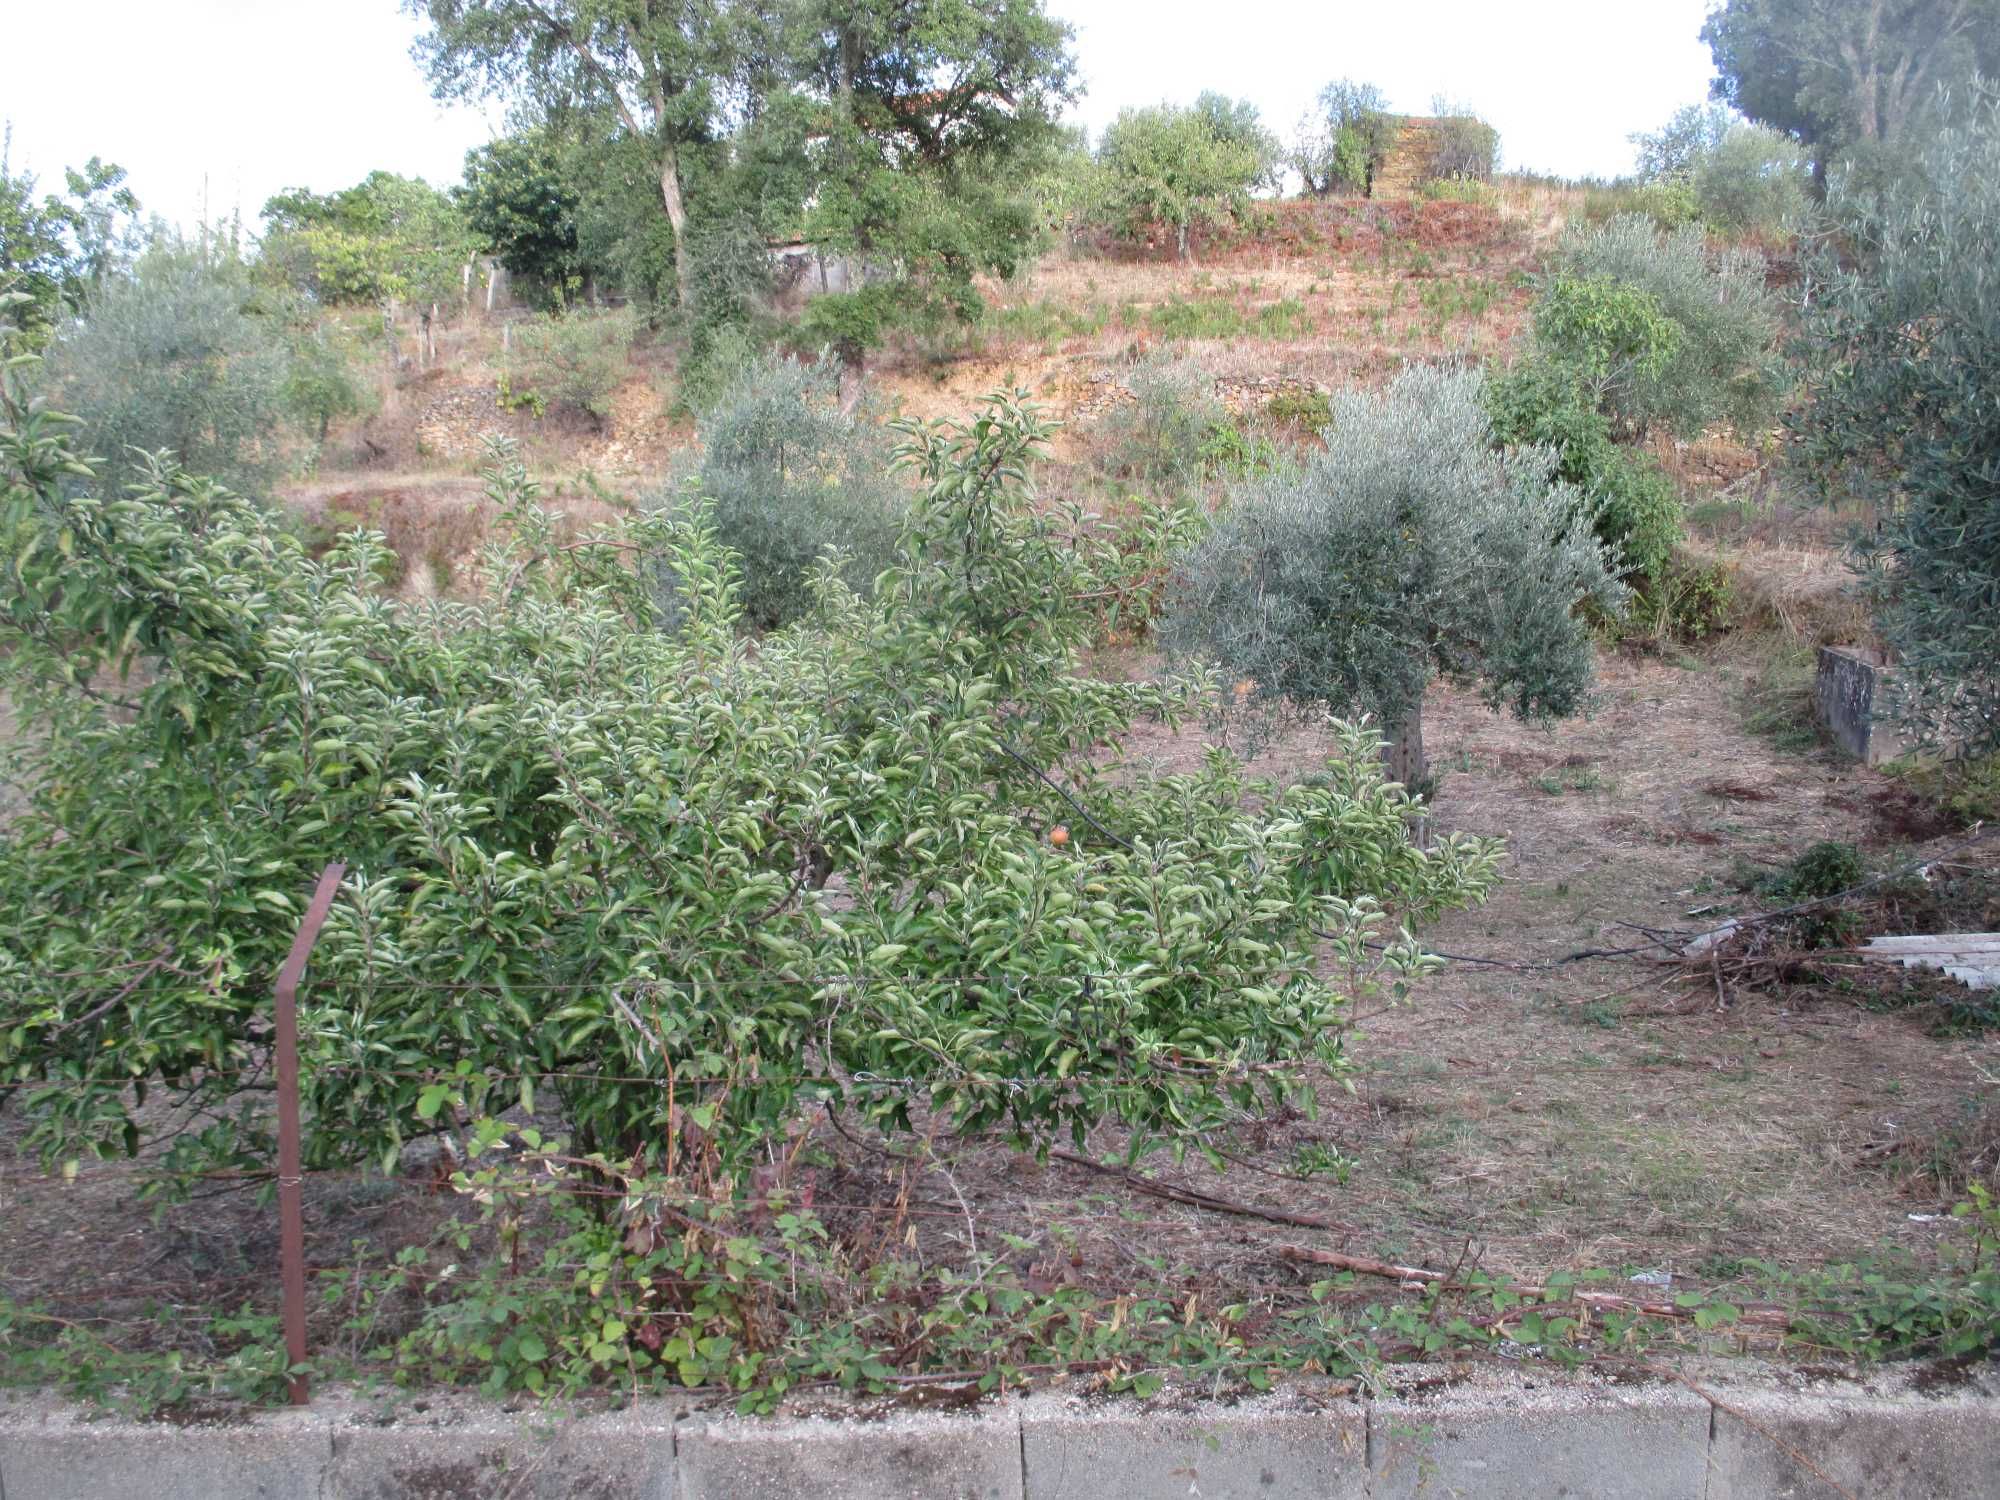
[1383,702,1427,790]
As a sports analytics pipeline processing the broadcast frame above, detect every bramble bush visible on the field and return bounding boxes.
[1095,354,1232,494]
[1161,364,1624,788]
[0,312,1502,1190]
[658,353,905,630]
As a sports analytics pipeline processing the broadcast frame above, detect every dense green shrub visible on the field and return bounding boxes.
[1267,387,1333,430]
[660,353,904,629]
[280,317,377,464]
[1756,840,1867,948]
[1096,355,1231,493]
[506,306,638,426]
[1422,100,1500,182]
[457,133,587,308]
[1795,90,2000,754]
[1485,359,1680,587]
[1162,364,1624,786]
[1636,554,1736,642]
[45,239,293,494]
[1553,214,1785,439]
[1583,177,1703,232]
[1530,273,1682,424]
[1,322,1504,1182]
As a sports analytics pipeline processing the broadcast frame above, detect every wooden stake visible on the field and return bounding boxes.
[274,861,346,1405]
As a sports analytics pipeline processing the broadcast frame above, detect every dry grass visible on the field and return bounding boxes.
[282,472,633,602]
[1067,648,1996,1284]
[928,199,1538,400]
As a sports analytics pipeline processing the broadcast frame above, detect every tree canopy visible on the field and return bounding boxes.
[780,0,1078,357]
[407,0,764,311]
[1703,0,2000,179]
[457,132,587,304]
[1096,98,1277,260]
[1161,364,1624,787]
[1795,88,2000,753]
[0,143,138,347]
[259,170,476,311]
[408,0,1075,340]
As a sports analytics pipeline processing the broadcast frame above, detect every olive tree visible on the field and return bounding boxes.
[46,237,293,495]
[1293,80,1393,197]
[659,351,904,629]
[1161,364,1624,787]
[1553,214,1786,439]
[1795,87,2000,752]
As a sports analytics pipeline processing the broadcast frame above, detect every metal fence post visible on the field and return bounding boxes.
[273,861,346,1406]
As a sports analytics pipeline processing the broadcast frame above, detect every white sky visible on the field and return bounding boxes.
[0,0,1719,228]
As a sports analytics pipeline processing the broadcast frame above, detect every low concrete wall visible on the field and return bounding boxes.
[1815,645,1907,765]
[2,1364,1996,1499]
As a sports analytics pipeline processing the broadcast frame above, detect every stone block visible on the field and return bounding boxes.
[1815,645,1907,765]
[0,1400,332,1500]
[323,1400,672,1499]
[1706,1390,2000,1500]
[1018,1392,1366,1499]
[1367,1381,1711,1500]
[677,1401,1021,1500]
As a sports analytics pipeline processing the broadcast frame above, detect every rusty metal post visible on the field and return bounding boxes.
[274,861,346,1406]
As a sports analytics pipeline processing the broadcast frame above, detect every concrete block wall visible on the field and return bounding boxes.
[1815,645,1908,765]
[3,1366,1998,1499]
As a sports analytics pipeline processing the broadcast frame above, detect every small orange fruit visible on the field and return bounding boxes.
[1049,825,1070,847]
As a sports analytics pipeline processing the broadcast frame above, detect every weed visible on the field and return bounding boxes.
[1266,387,1333,430]
[1147,296,1312,342]
[1195,419,1277,479]
[1416,277,1498,332]
[1741,840,1865,947]
[1565,999,1626,1029]
[983,297,1114,348]
[1533,763,1607,795]
[1893,754,2000,832]
[1740,645,1823,753]
[1291,1142,1354,1182]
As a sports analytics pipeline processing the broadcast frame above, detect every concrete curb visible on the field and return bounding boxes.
[2,1364,1997,1499]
